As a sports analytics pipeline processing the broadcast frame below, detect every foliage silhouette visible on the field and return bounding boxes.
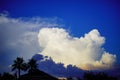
[11,57,27,79]
[27,58,38,73]
[83,71,117,80]
[67,77,73,80]
[0,73,1,78]
[0,72,15,80]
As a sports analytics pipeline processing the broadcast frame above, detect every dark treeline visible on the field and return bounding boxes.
[0,57,58,80]
[0,57,118,80]
[83,71,117,80]
[0,72,16,80]
[66,71,117,80]
[0,57,38,80]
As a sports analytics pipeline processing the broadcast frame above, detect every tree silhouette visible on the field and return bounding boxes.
[83,71,117,80]
[67,77,73,80]
[11,57,27,79]
[28,58,38,72]
[83,71,94,80]
[0,73,1,80]
[1,72,15,80]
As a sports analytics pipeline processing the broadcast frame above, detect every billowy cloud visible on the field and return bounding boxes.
[38,28,116,70]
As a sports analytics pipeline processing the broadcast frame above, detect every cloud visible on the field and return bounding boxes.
[0,12,117,72]
[0,13,60,58]
[32,54,84,77]
[38,28,116,70]
[0,13,60,72]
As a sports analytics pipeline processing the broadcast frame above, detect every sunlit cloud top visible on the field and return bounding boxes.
[38,28,116,70]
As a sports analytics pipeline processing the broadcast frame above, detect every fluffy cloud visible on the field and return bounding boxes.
[38,28,116,70]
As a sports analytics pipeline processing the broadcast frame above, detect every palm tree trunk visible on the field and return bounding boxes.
[18,68,20,79]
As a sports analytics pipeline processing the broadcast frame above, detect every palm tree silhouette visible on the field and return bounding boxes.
[11,57,27,79]
[28,58,38,72]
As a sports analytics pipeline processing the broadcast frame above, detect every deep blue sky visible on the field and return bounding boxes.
[0,0,120,71]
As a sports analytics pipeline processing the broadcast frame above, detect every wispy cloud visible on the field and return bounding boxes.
[0,13,60,72]
[0,13,59,58]
[38,28,116,70]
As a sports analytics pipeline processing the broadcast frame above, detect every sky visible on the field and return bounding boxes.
[0,0,120,77]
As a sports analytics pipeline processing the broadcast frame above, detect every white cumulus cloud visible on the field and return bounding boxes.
[38,28,116,70]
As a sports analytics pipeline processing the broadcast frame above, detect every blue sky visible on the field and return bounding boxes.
[0,0,120,77]
[1,0,119,54]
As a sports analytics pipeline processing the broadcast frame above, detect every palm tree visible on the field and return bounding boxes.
[28,58,38,72]
[11,57,27,79]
